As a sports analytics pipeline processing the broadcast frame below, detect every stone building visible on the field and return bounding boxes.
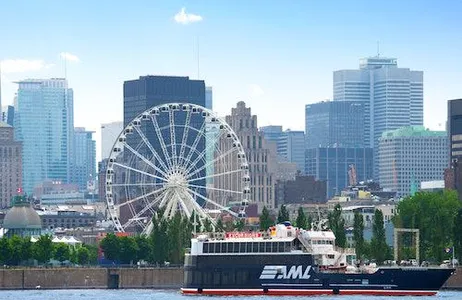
[0,121,22,208]
[223,102,277,209]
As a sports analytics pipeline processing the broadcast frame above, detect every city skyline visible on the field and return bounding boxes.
[1,1,461,161]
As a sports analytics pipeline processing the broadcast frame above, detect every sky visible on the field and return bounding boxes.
[1,0,461,161]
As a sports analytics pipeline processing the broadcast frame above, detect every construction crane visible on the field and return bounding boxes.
[348,164,357,186]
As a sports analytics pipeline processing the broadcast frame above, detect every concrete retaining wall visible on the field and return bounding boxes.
[0,267,183,290]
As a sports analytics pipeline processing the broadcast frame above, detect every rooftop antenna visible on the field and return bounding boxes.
[0,61,2,118]
[377,41,380,57]
[64,55,67,79]
[196,36,200,79]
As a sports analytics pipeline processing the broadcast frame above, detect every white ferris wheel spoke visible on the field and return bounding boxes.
[186,145,238,179]
[122,190,166,228]
[173,189,191,218]
[188,184,243,195]
[188,168,243,183]
[169,109,178,166]
[112,162,167,182]
[181,120,207,170]
[187,187,238,217]
[133,125,170,173]
[185,190,216,223]
[178,109,192,166]
[124,142,169,178]
[184,129,227,175]
[151,113,174,170]
[115,187,166,209]
[109,182,164,187]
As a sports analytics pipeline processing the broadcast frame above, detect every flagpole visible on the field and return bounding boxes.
[453,246,455,268]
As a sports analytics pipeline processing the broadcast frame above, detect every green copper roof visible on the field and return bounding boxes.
[381,126,446,139]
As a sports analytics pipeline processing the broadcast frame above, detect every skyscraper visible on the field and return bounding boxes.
[205,86,213,110]
[261,126,306,174]
[0,121,22,208]
[14,79,74,194]
[334,57,423,149]
[305,147,373,198]
[446,99,462,197]
[73,127,96,191]
[1,105,14,126]
[378,126,448,197]
[305,100,365,148]
[225,102,277,209]
[124,75,205,127]
[101,121,123,160]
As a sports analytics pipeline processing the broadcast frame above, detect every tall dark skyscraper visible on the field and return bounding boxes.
[305,100,365,148]
[123,76,206,126]
[447,99,462,199]
[122,76,207,207]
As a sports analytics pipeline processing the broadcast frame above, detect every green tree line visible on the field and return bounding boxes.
[0,235,98,266]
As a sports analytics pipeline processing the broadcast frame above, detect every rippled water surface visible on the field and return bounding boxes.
[0,290,460,300]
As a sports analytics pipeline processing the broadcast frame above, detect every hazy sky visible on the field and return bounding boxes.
[1,0,461,161]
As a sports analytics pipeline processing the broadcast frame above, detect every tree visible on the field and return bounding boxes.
[54,243,70,262]
[215,218,224,232]
[135,235,151,262]
[306,214,313,230]
[353,212,365,261]
[234,219,245,232]
[296,207,308,229]
[77,246,90,265]
[9,236,24,265]
[21,237,34,264]
[119,236,139,264]
[168,212,183,264]
[328,204,346,248]
[83,244,98,265]
[0,237,12,265]
[33,235,54,264]
[454,208,462,261]
[370,209,389,264]
[277,205,290,223]
[202,218,213,233]
[259,206,273,230]
[100,233,120,262]
[395,190,461,262]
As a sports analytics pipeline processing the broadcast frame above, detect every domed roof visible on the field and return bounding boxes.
[3,204,42,229]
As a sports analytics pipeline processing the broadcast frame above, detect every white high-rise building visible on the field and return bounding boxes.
[334,56,423,149]
[378,126,447,197]
[101,121,123,160]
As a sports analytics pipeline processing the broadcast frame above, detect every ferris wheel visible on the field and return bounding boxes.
[105,103,251,234]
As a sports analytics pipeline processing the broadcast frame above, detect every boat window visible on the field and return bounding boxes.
[258,242,265,252]
[221,243,227,253]
[233,243,240,253]
[278,242,284,252]
[203,243,209,253]
[240,242,246,253]
[266,242,272,253]
[328,254,335,259]
[215,243,221,253]
[252,242,258,252]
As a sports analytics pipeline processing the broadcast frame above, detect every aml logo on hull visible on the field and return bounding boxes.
[259,265,311,280]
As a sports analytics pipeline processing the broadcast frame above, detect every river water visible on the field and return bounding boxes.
[0,290,460,300]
